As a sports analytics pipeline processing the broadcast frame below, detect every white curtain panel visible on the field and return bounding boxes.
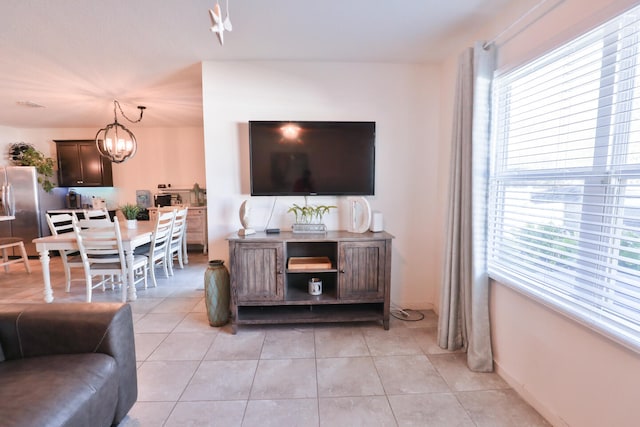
[438,42,496,372]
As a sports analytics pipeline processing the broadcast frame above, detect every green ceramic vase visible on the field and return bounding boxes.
[204,260,230,326]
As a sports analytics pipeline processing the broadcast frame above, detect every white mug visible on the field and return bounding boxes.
[308,278,322,295]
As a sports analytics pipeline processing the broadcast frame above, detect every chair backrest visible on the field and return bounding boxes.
[79,208,112,229]
[148,210,175,261]
[169,207,188,249]
[83,208,110,220]
[46,212,78,235]
[74,216,127,276]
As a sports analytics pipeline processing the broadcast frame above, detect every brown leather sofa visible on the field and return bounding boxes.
[0,303,137,427]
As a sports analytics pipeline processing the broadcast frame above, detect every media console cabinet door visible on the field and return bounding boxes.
[338,240,386,299]
[230,241,284,302]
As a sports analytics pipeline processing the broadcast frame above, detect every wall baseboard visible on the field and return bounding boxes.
[393,301,434,311]
[493,361,567,427]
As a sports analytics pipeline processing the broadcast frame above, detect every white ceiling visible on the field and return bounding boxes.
[0,0,513,128]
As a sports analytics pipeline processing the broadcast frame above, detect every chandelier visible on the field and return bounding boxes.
[95,100,146,164]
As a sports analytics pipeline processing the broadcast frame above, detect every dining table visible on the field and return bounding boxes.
[33,221,155,303]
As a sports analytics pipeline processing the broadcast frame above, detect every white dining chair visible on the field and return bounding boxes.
[78,209,119,289]
[46,212,83,291]
[167,207,188,276]
[74,216,148,302]
[83,208,110,219]
[79,208,112,229]
[136,210,175,288]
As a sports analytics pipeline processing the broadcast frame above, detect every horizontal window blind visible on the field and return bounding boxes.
[488,4,640,351]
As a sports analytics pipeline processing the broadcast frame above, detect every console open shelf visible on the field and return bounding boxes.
[287,256,333,270]
[236,303,386,326]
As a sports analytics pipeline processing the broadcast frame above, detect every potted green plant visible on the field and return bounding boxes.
[8,143,56,193]
[120,203,141,229]
[287,203,336,233]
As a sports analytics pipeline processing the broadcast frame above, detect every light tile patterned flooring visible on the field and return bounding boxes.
[0,253,550,427]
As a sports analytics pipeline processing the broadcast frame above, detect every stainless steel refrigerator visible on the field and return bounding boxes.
[0,166,66,256]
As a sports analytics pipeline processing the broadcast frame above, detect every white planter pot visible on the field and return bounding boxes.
[292,223,327,233]
[126,219,137,229]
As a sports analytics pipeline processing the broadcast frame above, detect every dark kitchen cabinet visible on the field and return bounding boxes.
[55,140,113,187]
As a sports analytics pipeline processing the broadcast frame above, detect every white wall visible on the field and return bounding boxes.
[491,283,640,427]
[435,1,640,426]
[0,125,205,210]
[201,61,441,309]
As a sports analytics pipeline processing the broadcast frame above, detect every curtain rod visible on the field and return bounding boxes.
[483,0,565,49]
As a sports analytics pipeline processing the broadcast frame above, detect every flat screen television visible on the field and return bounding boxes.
[249,121,376,196]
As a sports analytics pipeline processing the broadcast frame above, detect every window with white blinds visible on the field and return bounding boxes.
[488,5,640,351]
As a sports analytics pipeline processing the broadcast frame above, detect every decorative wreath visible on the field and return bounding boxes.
[7,142,56,192]
[8,142,34,164]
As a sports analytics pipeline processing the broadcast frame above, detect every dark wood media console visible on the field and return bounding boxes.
[227,231,393,334]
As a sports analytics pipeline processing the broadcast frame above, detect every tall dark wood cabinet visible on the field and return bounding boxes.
[228,231,393,334]
[55,140,113,187]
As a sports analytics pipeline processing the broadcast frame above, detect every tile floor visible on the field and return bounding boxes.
[0,252,550,427]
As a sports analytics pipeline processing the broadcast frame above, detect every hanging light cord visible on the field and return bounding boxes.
[263,196,278,231]
[113,100,146,123]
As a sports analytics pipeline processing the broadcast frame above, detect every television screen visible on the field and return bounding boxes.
[249,121,375,196]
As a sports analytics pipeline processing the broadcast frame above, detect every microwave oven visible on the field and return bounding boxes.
[154,194,172,207]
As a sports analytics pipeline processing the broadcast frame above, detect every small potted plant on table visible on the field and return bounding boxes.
[288,203,336,233]
[120,204,141,229]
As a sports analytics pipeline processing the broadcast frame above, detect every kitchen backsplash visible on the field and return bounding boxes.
[66,187,119,210]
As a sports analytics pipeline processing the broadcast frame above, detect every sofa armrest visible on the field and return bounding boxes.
[0,302,137,424]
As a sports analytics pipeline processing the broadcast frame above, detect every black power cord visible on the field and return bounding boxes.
[390,308,425,321]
